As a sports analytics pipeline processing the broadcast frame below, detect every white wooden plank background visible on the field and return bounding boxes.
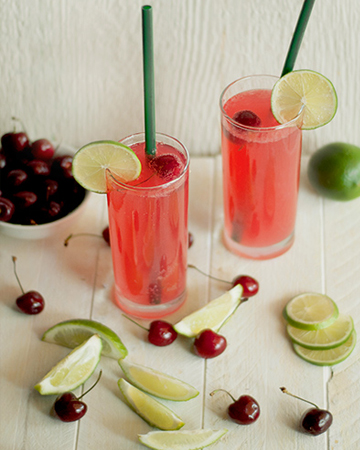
[1,156,359,449]
[0,0,359,157]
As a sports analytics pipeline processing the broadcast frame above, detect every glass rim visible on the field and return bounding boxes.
[107,132,190,192]
[220,74,303,131]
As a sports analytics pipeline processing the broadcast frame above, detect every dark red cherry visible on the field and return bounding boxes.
[44,201,62,218]
[27,159,51,176]
[0,152,7,169]
[1,131,30,155]
[7,169,28,187]
[52,371,102,422]
[280,387,333,436]
[149,154,183,181]
[210,389,260,425]
[44,179,59,200]
[102,226,110,245]
[13,191,37,209]
[52,154,73,178]
[233,110,261,127]
[0,197,15,222]
[31,139,55,161]
[232,275,259,297]
[12,256,44,314]
[16,290,45,314]
[193,329,227,359]
[301,408,333,436]
[228,395,260,425]
[188,232,194,248]
[53,392,87,422]
[148,320,178,346]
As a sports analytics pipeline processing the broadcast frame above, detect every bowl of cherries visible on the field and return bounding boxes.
[0,127,89,239]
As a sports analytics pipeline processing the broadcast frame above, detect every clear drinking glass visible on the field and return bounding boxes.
[220,75,303,259]
[106,132,189,319]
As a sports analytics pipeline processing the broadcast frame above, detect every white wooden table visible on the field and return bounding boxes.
[1,156,359,450]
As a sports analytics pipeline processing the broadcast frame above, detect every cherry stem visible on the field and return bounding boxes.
[209,389,236,403]
[11,116,28,135]
[64,233,104,247]
[78,370,102,400]
[122,314,149,331]
[188,264,232,285]
[12,256,25,295]
[280,387,319,410]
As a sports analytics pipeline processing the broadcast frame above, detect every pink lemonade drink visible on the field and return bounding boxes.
[220,75,302,259]
[106,132,189,319]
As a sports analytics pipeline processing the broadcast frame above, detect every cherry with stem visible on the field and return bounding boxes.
[53,370,102,422]
[64,226,110,247]
[12,256,45,314]
[280,387,333,436]
[122,314,178,346]
[210,388,260,425]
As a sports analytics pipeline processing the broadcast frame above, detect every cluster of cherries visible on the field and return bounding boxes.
[0,124,85,225]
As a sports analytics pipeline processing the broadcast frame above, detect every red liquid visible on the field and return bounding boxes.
[107,140,189,318]
[221,89,302,258]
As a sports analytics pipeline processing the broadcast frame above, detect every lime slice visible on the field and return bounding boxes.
[41,318,127,360]
[271,70,338,130]
[293,329,357,366]
[287,314,354,350]
[138,429,228,450]
[34,334,102,395]
[283,292,339,330]
[72,140,141,193]
[119,360,199,401]
[118,378,184,430]
[173,284,243,338]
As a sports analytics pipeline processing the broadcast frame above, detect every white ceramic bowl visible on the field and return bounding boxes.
[0,143,90,240]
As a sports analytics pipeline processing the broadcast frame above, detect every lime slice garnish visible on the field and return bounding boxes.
[119,359,199,401]
[173,285,243,338]
[34,334,102,395]
[41,318,128,360]
[72,140,141,193]
[287,314,354,350]
[293,329,357,366]
[271,69,338,130]
[138,429,228,450]
[118,378,184,430]
[283,292,339,330]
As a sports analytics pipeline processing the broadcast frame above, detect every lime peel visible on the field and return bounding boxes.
[118,378,185,430]
[41,318,128,360]
[119,360,199,401]
[34,334,102,395]
[138,429,228,450]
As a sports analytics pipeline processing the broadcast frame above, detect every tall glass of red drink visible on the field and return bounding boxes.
[106,132,189,319]
[220,75,303,260]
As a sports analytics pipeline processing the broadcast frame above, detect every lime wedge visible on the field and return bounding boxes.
[138,429,228,450]
[118,378,184,430]
[287,314,354,350]
[271,69,338,130]
[293,329,357,366]
[173,284,243,338]
[283,292,339,330]
[34,334,102,395]
[119,360,199,401]
[41,318,127,360]
[72,140,141,193]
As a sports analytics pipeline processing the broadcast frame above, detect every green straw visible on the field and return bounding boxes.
[281,0,316,76]
[142,5,156,157]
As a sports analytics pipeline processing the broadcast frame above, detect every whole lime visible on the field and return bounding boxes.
[308,142,360,201]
